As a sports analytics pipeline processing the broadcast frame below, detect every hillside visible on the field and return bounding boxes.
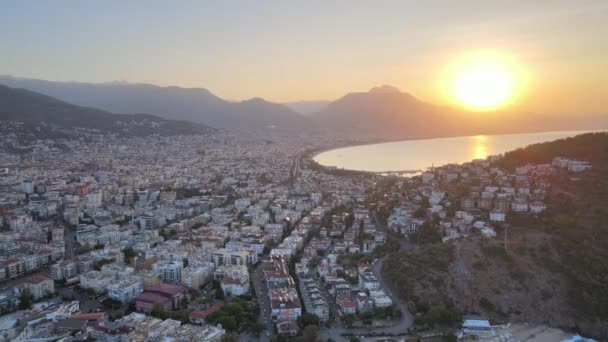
[0,84,214,137]
[0,76,314,132]
[383,132,608,338]
[314,86,453,139]
[313,85,608,140]
[494,132,608,170]
[284,100,331,115]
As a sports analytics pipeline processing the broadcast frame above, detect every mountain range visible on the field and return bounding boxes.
[0,84,214,137]
[314,85,608,139]
[284,100,331,115]
[1,75,606,140]
[0,76,311,132]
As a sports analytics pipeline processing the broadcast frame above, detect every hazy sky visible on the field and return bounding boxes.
[1,1,607,114]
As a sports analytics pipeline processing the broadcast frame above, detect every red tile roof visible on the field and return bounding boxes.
[190,301,224,319]
[135,292,171,305]
[23,274,52,284]
[146,283,187,296]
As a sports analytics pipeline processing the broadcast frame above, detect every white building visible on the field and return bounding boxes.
[182,263,214,289]
[529,202,546,214]
[79,270,113,294]
[108,277,144,303]
[489,211,506,222]
[369,290,392,308]
[358,271,380,291]
[511,199,529,212]
[50,261,77,281]
[153,261,183,285]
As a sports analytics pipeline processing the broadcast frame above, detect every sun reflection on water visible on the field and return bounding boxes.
[471,135,488,160]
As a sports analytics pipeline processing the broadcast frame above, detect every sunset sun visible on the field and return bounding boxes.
[454,63,514,109]
[447,51,522,110]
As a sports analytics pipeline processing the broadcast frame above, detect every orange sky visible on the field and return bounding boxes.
[1,1,607,115]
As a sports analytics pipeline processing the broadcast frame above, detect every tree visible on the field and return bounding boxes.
[180,296,189,309]
[221,333,240,342]
[217,316,237,331]
[122,247,135,263]
[250,322,265,336]
[151,303,166,319]
[94,257,116,271]
[411,222,442,245]
[341,314,355,327]
[420,197,430,208]
[299,312,320,327]
[414,207,427,218]
[159,228,169,240]
[302,324,319,342]
[222,303,244,316]
[407,300,418,314]
[271,335,289,342]
[444,333,458,342]
[19,289,32,310]
[215,286,225,300]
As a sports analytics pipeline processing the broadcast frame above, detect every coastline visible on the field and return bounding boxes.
[311,129,604,173]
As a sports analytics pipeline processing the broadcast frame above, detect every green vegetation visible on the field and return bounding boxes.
[221,333,240,342]
[212,280,225,300]
[408,222,442,245]
[383,243,460,327]
[174,187,201,199]
[205,298,263,334]
[308,158,374,177]
[94,257,116,270]
[151,303,190,323]
[122,247,136,262]
[494,132,608,171]
[0,84,214,137]
[357,305,402,325]
[498,133,608,321]
[302,324,319,341]
[102,298,123,309]
[18,289,32,310]
[376,133,608,336]
[413,303,461,328]
[298,312,320,328]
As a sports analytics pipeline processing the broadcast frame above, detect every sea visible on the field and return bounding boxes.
[313,131,599,174]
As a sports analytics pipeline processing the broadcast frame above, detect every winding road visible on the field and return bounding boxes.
[319,255,414,341]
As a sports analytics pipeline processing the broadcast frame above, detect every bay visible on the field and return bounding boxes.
[314,131,599,173]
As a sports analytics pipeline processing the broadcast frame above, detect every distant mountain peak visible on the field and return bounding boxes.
[242,97,266,104]
[0,84,214,137]
[369,85,401,94]
[0,75,314,131]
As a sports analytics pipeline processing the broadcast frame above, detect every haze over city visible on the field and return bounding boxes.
[2,1,608,115]
[0,2,607,342]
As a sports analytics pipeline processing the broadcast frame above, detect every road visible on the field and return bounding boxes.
[57,286,104,313]
[63,223,77,262]
[319,212,416,341]
[287,151,303,185]
[251,261,272,342]
[319,255,414,341]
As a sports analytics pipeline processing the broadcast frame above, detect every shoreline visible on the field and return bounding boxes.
[311,129,604,173]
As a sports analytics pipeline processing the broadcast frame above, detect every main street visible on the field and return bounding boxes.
[251,261,272,342]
